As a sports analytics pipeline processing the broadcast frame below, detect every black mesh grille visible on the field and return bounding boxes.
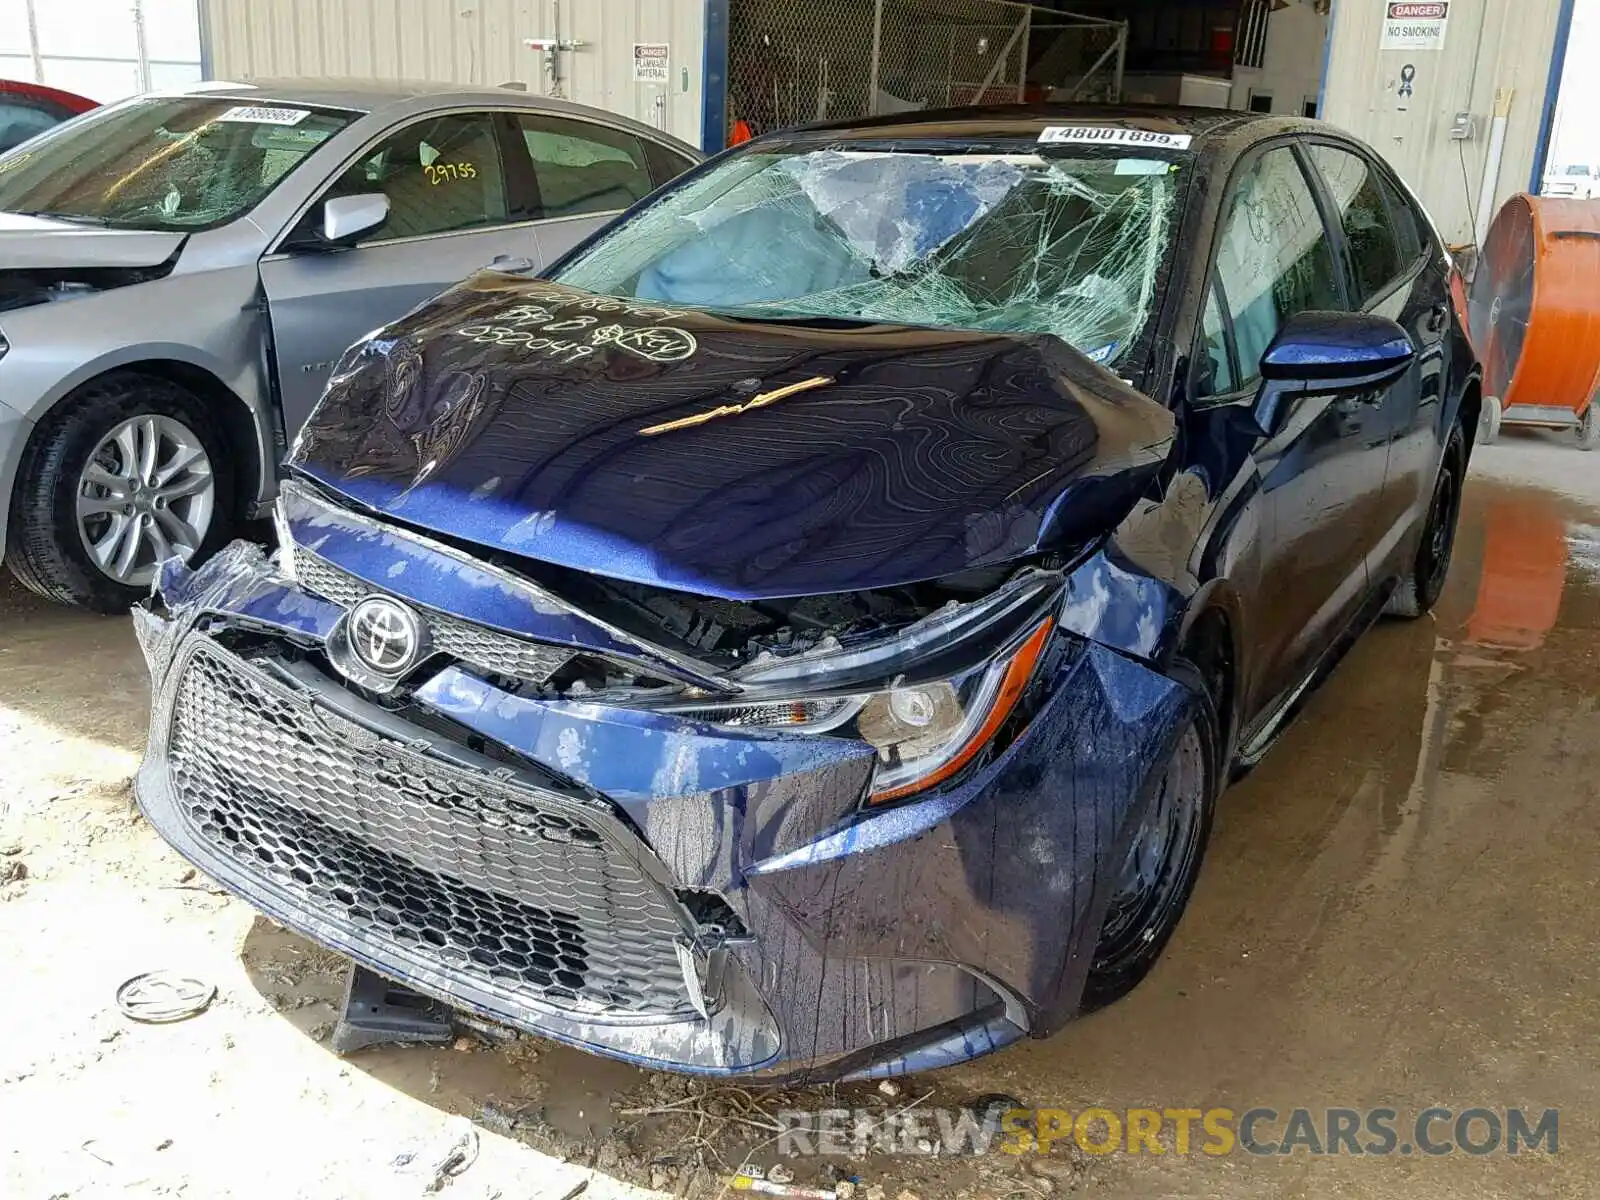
[165,645,693,1018]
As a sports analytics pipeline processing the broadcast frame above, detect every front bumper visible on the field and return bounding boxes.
[134,541,1192,1080]
[0,398,34,564]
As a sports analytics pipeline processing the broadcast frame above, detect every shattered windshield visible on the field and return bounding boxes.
[0,97,357,230]
[553,145,1186,366]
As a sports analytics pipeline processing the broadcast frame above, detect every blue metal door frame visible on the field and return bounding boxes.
[701,0,730,152]
[1531,0,1579,189]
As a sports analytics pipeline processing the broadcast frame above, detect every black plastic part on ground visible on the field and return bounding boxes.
[332,962,455,1055]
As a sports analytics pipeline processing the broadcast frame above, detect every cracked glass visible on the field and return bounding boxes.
[553,146,1186,366]
[0,97,357,231]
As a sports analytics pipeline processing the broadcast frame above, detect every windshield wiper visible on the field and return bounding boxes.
[715,310,881,329]
[13,210,114,227]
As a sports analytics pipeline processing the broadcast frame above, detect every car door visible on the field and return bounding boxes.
[506,111,697,265]
[258,110,545,438]
[1193,143,1392,727]
[1305,142,1450,580]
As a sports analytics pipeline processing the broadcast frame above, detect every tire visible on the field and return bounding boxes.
[1080,658,1219,1012]
[1478,395,1502,446]
[6,373,234,613]
[1386,421,1467,620]
[1578,401,1599,451]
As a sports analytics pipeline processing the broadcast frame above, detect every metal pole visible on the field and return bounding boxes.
[1476,87,1514,245]
[1113,20,1128,103]
[25,0,43,85]
[1069,39,1120,101]
[551,0,564,98]
[945,26,953,107]
[1016,10,1031,102]
[132,0,152,92]
[868,0,884,115]
[972,13,1027,105]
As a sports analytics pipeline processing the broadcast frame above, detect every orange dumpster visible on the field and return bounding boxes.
[1469,194,1600,449]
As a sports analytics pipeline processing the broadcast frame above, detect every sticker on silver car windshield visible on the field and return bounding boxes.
[1039,126,1193,150]
[215,104,312,126]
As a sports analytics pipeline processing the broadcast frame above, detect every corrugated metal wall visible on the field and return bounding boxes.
[1322,0,1563,247]
[199,0,707,147]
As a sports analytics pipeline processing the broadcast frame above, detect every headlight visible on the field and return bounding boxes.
[669,615,1055,804]
[657,695,862,732]
[858,617,1052,802]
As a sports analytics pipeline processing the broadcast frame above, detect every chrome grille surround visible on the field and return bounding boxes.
[293,547,574,684]
[160,639,696,1021]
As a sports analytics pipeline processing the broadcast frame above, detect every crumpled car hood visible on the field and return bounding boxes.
[0,212,186,269]
[290,276,1176,600]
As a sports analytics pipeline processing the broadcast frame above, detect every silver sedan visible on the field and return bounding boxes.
[0,80,699,609]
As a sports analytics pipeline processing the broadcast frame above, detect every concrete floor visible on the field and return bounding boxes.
[2,430,1598,1198]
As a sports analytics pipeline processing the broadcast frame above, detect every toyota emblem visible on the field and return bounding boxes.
[347,596,424,674]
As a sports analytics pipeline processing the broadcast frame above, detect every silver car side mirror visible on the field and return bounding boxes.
[322,193,390,246]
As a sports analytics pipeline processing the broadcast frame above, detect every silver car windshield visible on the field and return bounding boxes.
[553,146,1186,366]
[0,97,359,231]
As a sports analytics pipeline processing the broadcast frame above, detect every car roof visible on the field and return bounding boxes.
[145,77,701,154]
[794,103,1314,151]
[0,78,97,111]
[157,77,580,116]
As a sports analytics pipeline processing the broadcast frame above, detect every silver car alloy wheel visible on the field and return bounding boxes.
[75,414,216,587]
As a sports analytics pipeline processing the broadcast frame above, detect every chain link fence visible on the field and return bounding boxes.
[1031,14,1127,103]
[725,0,1124,139]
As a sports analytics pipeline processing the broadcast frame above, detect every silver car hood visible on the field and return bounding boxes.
[0,212,186,269]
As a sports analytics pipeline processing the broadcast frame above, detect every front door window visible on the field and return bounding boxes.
[318,112,509,243]
[1207,147,1344,391]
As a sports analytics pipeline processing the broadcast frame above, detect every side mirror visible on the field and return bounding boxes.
[320,192,390,247]
[1250,311,1415,436]
[1248,312,1414,438]
[1260,310,1415,388]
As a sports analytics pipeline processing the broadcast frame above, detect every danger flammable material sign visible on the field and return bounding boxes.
[1380,1,1450,51]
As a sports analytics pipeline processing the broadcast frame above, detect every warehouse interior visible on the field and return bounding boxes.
[3,0,1581,254]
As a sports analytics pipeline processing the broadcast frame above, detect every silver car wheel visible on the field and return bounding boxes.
[75,414,216,587]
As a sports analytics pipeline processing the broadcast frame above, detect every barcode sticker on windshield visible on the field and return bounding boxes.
[215,105,311,126]
[1039,126,1192,150]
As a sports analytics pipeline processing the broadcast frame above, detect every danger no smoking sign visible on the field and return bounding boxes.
[1380,1,1450,51]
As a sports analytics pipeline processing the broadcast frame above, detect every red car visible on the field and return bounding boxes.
[0,79,95,153]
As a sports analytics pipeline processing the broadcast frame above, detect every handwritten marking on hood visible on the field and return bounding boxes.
[639,375,835,437]
[590,323,698,363]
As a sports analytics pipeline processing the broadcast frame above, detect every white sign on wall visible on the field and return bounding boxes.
[1380,1,1450,51]
[633,43,670,83]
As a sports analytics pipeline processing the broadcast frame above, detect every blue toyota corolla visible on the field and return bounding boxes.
[132,106,1478,1081]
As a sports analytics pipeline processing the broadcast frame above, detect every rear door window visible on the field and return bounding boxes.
[1377,171,1426,261]
[642,138,697,188]
[1308,144,1407,308]
[511,114,656,218]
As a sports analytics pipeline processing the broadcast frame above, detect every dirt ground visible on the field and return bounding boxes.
[4,429,1600,1199]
